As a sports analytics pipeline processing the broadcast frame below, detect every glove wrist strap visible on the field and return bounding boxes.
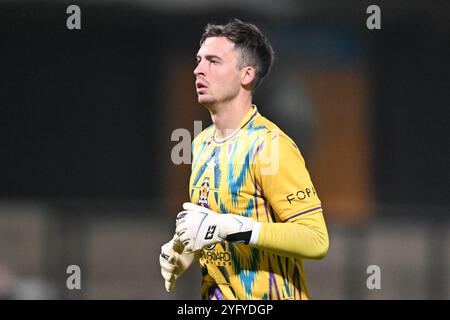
[224,221,262,245]
[225,230,253,244]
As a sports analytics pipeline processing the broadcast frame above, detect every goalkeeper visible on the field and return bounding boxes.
[160,19,329,300]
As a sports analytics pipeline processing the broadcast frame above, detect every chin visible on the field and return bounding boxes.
[197,95,215,105]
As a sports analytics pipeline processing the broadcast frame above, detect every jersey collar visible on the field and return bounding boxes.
[212,105,259,144]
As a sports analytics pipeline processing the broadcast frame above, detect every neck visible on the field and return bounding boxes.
[208,96,252,140]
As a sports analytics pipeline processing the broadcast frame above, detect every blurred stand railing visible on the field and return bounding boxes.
[0,200,448,299]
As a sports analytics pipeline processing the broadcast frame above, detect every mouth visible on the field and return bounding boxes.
[196,81,208,92]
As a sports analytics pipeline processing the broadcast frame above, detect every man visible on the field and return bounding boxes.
[160,19,329,300]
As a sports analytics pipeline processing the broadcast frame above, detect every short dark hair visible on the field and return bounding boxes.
[200,19,274,90]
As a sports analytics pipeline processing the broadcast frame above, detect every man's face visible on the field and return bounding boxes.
[194,37,243,106]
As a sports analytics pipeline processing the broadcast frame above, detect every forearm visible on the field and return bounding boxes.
[251,211,329,260]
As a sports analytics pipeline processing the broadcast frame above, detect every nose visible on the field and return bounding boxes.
[194,61,205,77]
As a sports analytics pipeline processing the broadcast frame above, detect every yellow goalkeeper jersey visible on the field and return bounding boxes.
[189,105,323,300]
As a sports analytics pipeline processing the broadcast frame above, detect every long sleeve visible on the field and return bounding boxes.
[252,129,329,260]
[253,210,329,260]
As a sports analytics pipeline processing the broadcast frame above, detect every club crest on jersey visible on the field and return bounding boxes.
[198,177,210,207]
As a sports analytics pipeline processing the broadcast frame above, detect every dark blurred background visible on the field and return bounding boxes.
[0,0,449,299]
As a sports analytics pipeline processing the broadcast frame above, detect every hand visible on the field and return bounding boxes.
[159,234,195,292]
[175,202,257,253]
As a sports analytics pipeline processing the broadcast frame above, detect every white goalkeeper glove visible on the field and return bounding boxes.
[159,234,196,292]
[175,202,262,253]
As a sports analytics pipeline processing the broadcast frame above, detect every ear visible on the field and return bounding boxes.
[241,66,256,88]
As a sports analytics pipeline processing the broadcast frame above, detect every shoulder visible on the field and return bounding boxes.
[252,113,300,152]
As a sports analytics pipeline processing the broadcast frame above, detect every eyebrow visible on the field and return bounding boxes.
[196,54,223,61]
